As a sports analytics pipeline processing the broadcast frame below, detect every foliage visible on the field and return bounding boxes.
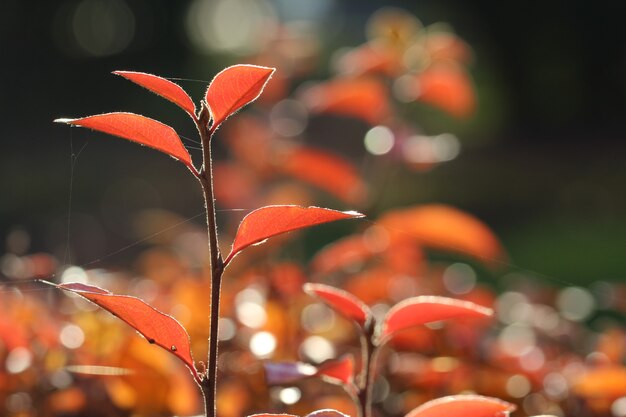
[1,6,616,417]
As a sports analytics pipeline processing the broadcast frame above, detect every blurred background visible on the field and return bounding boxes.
[2,0,625,282]
[1,1,626,416]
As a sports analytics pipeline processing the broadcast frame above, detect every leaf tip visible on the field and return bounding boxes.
[38,279,58,288]
[112,70,133,77]
[344,210,365,218]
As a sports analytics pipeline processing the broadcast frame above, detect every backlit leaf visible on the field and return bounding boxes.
[56,282,199,382]
[405,395,515,417]
[54,112,194,172]
[114,71,197,119]
[379,296,493,342]
[224,205,364,265]
[279,147,367,204]
[205,64,275,131]
[316,355,355,386]
[378,204,504,267]
[304,283,371,328]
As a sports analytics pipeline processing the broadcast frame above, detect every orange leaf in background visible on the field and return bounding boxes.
[304,283,371,328]
[573,366,626,399]
[269,262,306,297]
[405,395,515,417]
[54,112,194,172]
[55,282,199,382]
[217,380,253,417]
[280,147,367,205]
[379,296,493,342]
[382,237,424,275]
[205,64,275,131]
[310,234,373,275]
[47,387,87,413]
[424,32,473,64]
[114,71,197,119]
[301,78,391,125]
[224,205,364,265]
[0,317,29,349]
[415,65,476,118]
[597,328,626,363]
[344,267,396,305]
[334,44,403,77]
[379,204,504,267]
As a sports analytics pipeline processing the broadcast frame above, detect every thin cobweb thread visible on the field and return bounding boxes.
[63,130,73,266]
[63,132,90,266]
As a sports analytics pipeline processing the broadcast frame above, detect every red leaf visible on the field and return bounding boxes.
[405,395,515,417]
[279,147,367,204]
[316,355,355,385]
[56,282,199,382]
[304,283,371,328]
[224,205,364,265]
[55,112,194,172]
[379,296,493,342]
[113,71,197,119]
[205,64,275,131]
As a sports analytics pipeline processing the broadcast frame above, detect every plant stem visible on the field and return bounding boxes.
[196,103,225,417]
[357,323,377,417]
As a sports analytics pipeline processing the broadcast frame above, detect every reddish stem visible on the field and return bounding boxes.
[196,103,225,417]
